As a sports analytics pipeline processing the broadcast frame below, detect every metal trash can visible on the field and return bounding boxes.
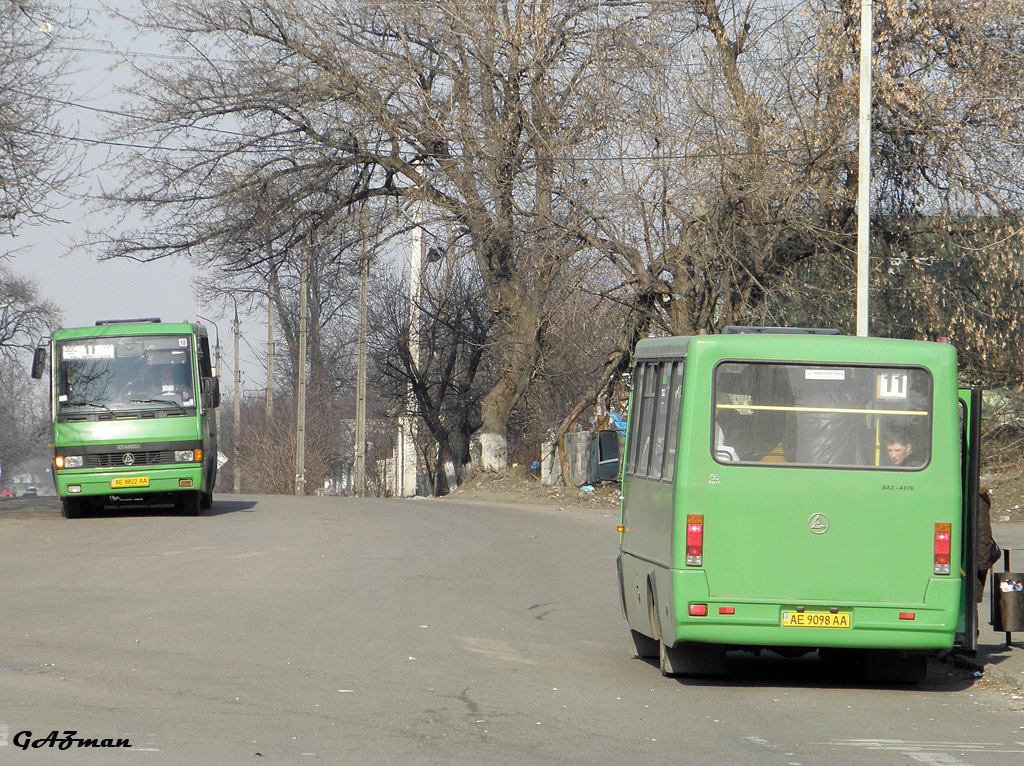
[991,572,1024,633]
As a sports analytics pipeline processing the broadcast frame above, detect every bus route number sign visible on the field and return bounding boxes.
[781,611,851,628]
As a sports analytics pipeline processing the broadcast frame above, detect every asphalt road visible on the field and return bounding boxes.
[1,494,1022,765]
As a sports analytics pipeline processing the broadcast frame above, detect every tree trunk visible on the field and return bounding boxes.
[478,309,544,472]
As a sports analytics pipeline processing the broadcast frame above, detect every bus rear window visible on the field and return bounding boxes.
[713,362,932,470]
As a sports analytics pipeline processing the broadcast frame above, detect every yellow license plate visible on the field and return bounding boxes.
[781,611,851,628]
[111,476,149,488]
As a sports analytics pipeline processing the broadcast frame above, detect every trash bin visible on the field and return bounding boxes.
[590,430,621,483]
[991,572,1024,633]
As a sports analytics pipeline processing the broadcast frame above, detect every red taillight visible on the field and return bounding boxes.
[934,523,951,575]
[689,604,708,617]
[719,607,735,615]
[899,612,916,620]
[686,514,703,566]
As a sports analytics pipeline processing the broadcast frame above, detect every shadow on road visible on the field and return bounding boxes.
[0,496,258,519]
[632,650,977,693]
[88,498,258,518]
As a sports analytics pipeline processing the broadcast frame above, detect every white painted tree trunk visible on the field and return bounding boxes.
[479,431,508,473]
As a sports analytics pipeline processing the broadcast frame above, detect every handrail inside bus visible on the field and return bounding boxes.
[715,404,929,416]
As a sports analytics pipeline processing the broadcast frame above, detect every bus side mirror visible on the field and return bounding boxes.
[203,376,221,408]
[31,346,47,379]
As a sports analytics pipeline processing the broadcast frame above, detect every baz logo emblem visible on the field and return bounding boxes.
[808,513,829,535]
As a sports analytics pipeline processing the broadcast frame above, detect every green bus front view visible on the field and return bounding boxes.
[31,318,221,518]
[616,331,979,682]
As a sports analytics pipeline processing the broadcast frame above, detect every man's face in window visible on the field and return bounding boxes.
[887,441,913,465]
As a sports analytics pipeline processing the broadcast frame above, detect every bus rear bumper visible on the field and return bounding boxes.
[669,570,961,650]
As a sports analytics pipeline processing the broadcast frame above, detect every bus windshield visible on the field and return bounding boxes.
[713,361,933,469]
[55,335,196,413]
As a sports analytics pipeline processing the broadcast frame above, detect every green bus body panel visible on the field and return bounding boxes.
[48,322,217,502]
[53,322,198,339]
[619,334,963,651]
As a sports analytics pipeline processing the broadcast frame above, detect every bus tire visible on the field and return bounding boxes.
[176,490,202,516]
[200,491,213,511]
[630,629,659,659]
[60,497,84,519]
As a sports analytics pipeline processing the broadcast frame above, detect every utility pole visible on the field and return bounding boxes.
[399,200,424,498]
[856,0,873,337]
[233,306,241,493]
[355,207,369,496]
[266,268,276,419]
[294,243,309,496]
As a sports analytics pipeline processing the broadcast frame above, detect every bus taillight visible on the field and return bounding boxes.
[934,523,952,575]
[686,514,703,566]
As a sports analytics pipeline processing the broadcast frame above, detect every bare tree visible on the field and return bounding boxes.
[370,257,492,494]
[0,0,76,241]
[550,0,1024,453]
[97,0,660,472]
[0,264,60,486]
[0,264,61,361]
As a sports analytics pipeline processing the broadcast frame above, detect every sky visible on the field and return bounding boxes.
[1,1,264,388]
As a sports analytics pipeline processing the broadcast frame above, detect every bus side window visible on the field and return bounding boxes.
[635,364,659,476]
[662,363,685,480]
[648,362,673,480]
[624,363,643,476]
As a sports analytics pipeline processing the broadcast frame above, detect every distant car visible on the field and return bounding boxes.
[23,486,38,497]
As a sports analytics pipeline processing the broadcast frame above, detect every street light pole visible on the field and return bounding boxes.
[266,267,276,419]
[355,206,369,496]
[294,243,309,496]
[233,307,241,493]
[399,200,424,498]
[856,0,873,337]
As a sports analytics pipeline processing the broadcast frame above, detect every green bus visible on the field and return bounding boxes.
[616,329,982,681]
[31,318,221,518]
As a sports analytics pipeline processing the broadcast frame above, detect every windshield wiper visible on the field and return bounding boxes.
[130,398,187,414]
[65,400,115,415]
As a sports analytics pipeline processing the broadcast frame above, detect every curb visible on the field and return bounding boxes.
[944,649,1024,693]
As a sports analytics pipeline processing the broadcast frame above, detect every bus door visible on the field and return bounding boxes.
[957,388,982,652]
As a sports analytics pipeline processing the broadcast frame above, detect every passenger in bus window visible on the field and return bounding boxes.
[714,422,739,462]
[885,430,922,467]
[152,364,193,404]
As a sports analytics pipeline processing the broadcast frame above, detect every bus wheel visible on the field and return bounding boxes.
[176,491,202,516]
[200,491,213,511]
[629,629,658,659]
[60,497,84,519]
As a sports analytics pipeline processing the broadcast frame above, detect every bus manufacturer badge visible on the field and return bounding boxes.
[708,473,721,486]
[808,513,829,534]
[122,453,136,466]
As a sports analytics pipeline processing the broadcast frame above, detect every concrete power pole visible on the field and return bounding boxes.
[266,269,275,419]
[294,244,309,496]
[233,307,241,493]
[399,201,424,498]
[856,0,873,337]
[354,207,368,496]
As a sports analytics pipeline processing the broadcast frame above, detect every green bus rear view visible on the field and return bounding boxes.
[31,318,221,518]
[616,332,980,682]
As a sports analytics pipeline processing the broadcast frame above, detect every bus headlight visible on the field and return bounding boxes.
[57,455,83,469]
[174,450,195,462]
